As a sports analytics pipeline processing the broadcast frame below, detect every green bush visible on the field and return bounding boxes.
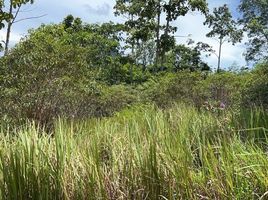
[140,71,256,110]
[101,62,150,85]
[86,84,138,118]
[242,63,268,108]
[141,71,205,107]
[194,72,250,109]
[0,24,137,128]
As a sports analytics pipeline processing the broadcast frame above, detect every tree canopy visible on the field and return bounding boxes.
[204,4,243,72]
[239,0,268,62]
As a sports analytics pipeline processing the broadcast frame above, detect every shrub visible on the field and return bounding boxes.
[194,72,250,109]
[141,71,205,107]
[84,84,138,118]
[141,71,253,110]
[0,24,137,128]
[242,63,268,109]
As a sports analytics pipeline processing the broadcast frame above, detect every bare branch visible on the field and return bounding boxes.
[212,51,219,58]
[11,5,22,24]
[13,14,47,24]
[222,38,228,44]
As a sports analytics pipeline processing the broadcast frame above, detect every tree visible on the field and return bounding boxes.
[204,4,243,72]
[0,0,46,55]
[159,0,207,66]
[0,18,126,125]
[150,0,208,67]
[114,0,208,69]
[0,1,9,30]
[63,14,75,29]
[239,0,268,62]
[135,39,156,69]
[166,43,210,72]
[114,0,155,81]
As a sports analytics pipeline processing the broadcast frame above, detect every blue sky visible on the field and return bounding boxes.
[0,0,247,69]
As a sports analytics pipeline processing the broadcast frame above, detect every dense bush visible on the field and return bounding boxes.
[141,71,251,109]
[140,71,206,108]
[242,63,268,108]
[101,62,150,85]
[0,23,138,127]
[0,20,267,130]
[195,72,250,108]
[89,84,138,117]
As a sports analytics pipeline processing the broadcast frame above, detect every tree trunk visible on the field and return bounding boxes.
[4,0,13,56]
[155,0,161,68]
[161,0,172,67]
[130,14,135,83]
[217,38,223,73]
[142,41,147,70]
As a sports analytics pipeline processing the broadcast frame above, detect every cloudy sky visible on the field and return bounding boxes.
[0,0,248,69]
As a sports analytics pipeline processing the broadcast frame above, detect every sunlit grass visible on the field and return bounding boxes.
[0,104,267,199]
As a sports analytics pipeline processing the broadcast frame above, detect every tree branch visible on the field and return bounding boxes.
[13,14,47,24]
[212,51,219,58]
[261,30,268,44]
[11,5,22,24]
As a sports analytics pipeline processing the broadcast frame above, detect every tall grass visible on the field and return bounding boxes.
[0,104,268,199]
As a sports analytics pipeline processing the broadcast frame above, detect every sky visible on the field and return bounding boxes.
[0,0,248,70]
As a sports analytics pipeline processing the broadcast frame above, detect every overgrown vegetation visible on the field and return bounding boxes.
[0,105,268,199]
[0,0,268,199]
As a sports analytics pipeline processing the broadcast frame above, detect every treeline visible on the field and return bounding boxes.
[0,0,267,128]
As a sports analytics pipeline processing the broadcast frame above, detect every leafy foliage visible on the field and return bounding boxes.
[0,1,268,199]
[0,2,268,127]
[242,63,268,108]
[204,4,243,72]
[114,0,208,67]
[166,44,210,71]
[0,0,35,51]
[0,0,34,28]
[141,72,205,107]
[0,21,137,126]
[205,4,242,43]
[239,0,268,62]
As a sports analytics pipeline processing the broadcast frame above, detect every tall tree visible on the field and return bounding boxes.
[159,0,207,66]
[239,0,268,62]
[0,1,9,30]
[204,4,243,72]
[0,0,44,55]
[114,0,208,68]
[0,1,11,51]
[114,0,155,81]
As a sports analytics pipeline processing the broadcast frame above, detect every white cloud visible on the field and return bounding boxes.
[84,3,111,16]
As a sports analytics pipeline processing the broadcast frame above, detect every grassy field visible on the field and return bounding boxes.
[0,104,268,199]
